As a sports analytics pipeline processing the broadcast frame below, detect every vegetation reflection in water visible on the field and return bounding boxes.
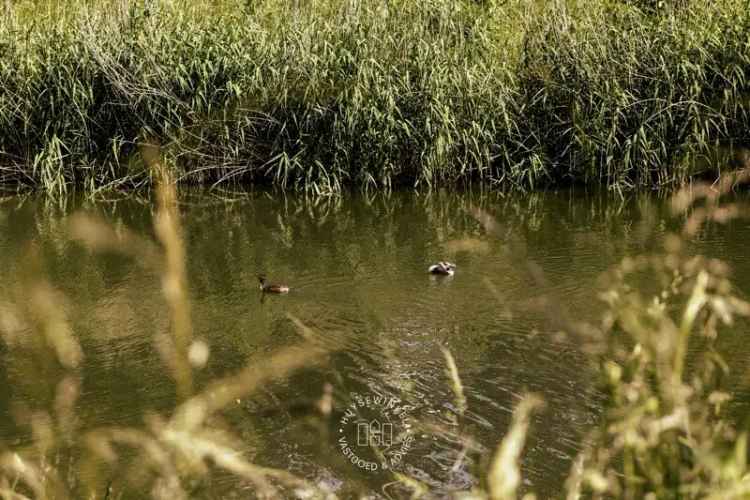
[2,165,750,498]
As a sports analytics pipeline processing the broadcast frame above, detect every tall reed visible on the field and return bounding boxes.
[0,0,748,196]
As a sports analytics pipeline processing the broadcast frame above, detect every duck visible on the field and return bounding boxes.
[428,261,456,276]
[258,275,290,294]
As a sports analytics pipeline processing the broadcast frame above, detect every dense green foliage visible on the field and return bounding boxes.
[0,0,749,195]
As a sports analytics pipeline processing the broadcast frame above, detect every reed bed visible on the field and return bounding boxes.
[0,0,748,196]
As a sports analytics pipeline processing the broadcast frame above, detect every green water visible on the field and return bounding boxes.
[1,189,749,498]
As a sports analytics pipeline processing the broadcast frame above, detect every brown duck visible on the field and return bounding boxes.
[258,275,290,294]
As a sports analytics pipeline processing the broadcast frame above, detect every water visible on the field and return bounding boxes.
[1,189,749,498]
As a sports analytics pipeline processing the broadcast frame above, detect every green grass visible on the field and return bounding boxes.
[0,0,749,196]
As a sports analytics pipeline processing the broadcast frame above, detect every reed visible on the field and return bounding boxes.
[0,0,748,196]
[552,171,750,499]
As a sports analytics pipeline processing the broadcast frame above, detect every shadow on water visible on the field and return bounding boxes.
[2,188,750,497]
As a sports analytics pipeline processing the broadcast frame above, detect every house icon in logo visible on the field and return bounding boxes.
[357,420,393,447]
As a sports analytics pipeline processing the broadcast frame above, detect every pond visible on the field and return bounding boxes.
[1,189,749,498]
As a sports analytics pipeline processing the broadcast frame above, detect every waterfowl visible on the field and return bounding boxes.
[258,275,290,294]
[428,261,456,276]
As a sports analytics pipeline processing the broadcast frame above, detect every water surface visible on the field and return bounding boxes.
[1,189,749,498]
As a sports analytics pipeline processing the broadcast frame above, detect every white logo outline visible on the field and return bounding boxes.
[337,391,415,473]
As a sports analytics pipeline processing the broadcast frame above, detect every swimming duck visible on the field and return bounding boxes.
[258,275,290,294]
[428,261,456,276]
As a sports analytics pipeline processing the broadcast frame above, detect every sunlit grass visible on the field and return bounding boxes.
[0,0,748,196]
